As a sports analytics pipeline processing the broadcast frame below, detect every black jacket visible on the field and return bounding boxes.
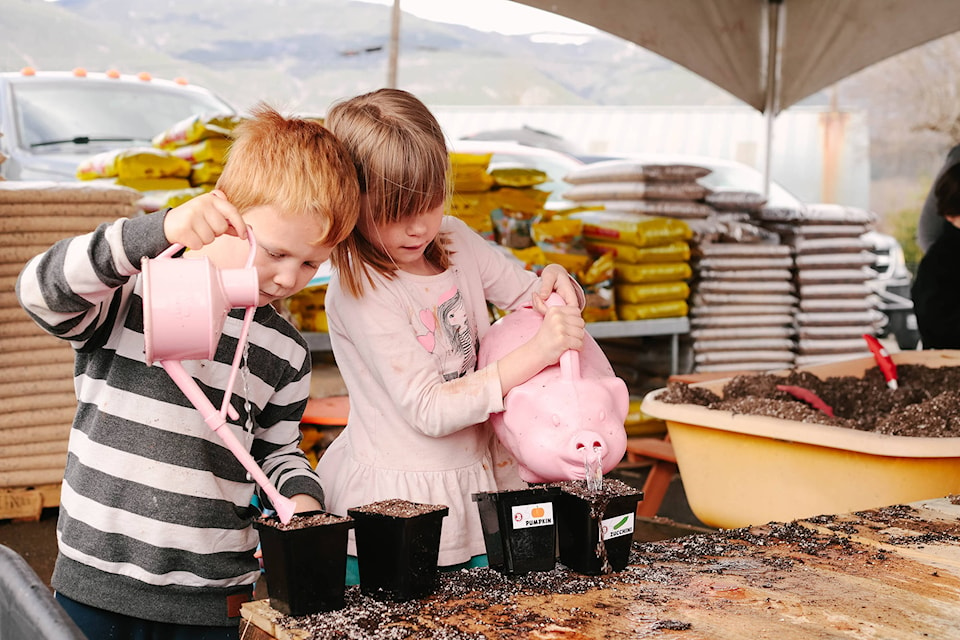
[912,221,960,349]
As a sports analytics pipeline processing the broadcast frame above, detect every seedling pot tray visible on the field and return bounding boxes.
[347,499,449,602]
[473,486,560,575]
[254,510,354,616]
[554,480,643,576]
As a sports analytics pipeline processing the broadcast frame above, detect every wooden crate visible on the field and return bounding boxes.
[0,484,60,521]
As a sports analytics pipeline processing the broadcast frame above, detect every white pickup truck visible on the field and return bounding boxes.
[0,68,235,181]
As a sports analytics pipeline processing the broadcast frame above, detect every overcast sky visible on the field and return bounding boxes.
[357,0,598,40]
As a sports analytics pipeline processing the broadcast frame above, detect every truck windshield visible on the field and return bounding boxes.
[12,80,234,149]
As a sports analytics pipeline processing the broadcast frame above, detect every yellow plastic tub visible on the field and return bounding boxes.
[641,350,960,529]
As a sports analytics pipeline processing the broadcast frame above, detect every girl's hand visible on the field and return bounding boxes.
[531,303,585,367]
[495,294,586,396]
[162,189,247,250]
[536,263,581,308]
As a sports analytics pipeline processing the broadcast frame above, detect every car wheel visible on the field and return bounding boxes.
[890,311,921,351]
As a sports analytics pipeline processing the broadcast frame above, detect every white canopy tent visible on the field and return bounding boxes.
[511,0,960,190]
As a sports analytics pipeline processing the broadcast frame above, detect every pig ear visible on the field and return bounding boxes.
[503,386,538,417]
[601,377,630,421]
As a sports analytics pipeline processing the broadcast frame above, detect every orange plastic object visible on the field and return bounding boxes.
[302,396,350,427]
[625,436,677,518]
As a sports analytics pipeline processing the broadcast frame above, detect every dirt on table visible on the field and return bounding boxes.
[657,364,960,437]
[244,501,960,640]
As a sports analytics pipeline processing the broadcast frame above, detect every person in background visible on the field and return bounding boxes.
[916,143,960,253]
[315,88,586,582]
[16,104,360,639]
[911,162,960,349]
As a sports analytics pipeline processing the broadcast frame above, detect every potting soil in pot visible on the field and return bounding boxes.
[254,511,355,616]
[553,478,643,576]
[347,498,449,602]
[473,486,560,575]
[658,364,960,436]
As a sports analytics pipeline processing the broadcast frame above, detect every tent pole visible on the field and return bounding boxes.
[762,0,784,199]
[387,0,401,88]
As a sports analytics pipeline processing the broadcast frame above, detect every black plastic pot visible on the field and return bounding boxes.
[254,511,354,616]
[347,499,449,602]
[472,486,560,575]
[554,479,643,576]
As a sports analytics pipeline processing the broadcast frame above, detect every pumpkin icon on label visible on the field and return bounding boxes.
[531,506,545,518]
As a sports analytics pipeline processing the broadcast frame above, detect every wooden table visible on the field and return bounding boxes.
[240,496,960,639]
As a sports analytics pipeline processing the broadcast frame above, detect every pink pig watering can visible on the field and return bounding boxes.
[478,293,629,485]
[141,229,297,524]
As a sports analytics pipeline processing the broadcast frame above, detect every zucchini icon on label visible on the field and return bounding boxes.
[600,512,635,541]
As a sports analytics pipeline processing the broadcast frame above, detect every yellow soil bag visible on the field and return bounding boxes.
[77,147,192,180]
[615,281,690,304]
[617,300,689,320]
[152,114,242,150]
[573,210,692,247]
[615,261,693,284]
[170,138,232,165]
[585,239,690,263]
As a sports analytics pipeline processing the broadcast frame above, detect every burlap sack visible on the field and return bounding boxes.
[5,392,77,414]
[0,334,65,355]
[691,326,795,340]
[0,363,73,385]
[0,468,67,489]
[696,280,794,294]
[0,181,140,204]
[0,377,74,400]
[697,361,794,373]
[0,407,76,430]
[693,338,796,352]
[0,262,30,277]
[0,439,69,459]
[3,245,68,264]
[0,202,133,218]
[0,424,71,446]
[0,319,52,339]
[0,347,74,367]
[0,452,68,472]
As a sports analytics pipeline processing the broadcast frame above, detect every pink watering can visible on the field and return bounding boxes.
[141,229,297,524]
[478,293,629,484]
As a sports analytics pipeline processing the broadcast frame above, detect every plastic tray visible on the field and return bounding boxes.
[641,350,960,529]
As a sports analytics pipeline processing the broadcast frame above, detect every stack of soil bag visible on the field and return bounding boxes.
[0,181,140,490]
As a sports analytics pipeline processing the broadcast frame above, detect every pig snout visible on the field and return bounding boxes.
[573,432,605,453]
[556,430,615,479]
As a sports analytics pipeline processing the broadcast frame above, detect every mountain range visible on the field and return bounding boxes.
[4,0,960,230]
[2,0,751,113]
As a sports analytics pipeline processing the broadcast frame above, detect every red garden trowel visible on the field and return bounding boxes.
[141,229,297,524]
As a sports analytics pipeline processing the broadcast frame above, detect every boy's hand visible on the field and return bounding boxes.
[536,263,581,308]
[291,494,324,514]
[162,189,247,250]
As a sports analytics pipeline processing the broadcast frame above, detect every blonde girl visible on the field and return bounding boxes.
[316,88,585,580]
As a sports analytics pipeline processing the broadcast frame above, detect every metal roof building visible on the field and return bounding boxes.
[430,105,870,210]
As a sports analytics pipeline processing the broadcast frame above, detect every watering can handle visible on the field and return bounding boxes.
[218,227,259,417]
[155,226,258,264]
[545,293,580,381]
